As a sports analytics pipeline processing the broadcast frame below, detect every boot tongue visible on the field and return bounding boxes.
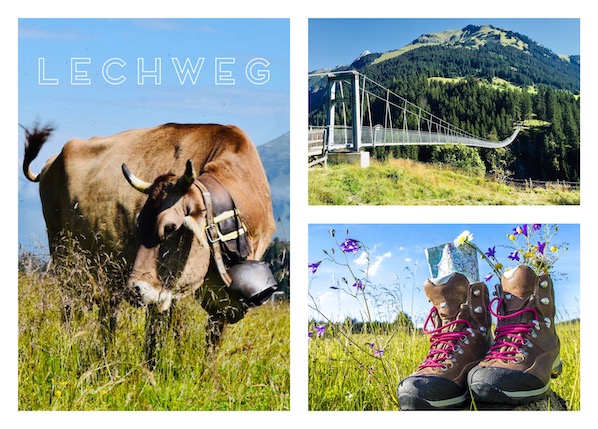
[494,265,539,357]
[424,272,469,324]
[500,265,537,313]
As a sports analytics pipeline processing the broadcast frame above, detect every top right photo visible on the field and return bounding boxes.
[308,18,580,206]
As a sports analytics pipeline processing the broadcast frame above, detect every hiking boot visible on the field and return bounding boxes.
[468,265,562,405]
[397,273,492,410]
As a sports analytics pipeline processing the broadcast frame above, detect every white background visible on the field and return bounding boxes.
[4,0,595,426]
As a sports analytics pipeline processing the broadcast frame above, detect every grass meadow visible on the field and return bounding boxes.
[308,158,580,205]
[308,320,580,411]
[18,272,290,411]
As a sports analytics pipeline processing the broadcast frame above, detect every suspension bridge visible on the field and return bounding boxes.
[308,70,522,167]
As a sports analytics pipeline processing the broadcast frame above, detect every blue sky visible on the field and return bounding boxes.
[18,18,289,250]
[308,224,580,326]
[309,18,580,71]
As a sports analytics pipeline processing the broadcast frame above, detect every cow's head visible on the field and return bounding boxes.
[122,160,211,312]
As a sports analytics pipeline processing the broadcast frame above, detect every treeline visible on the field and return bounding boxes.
[310,311,415,336]
[262,237,290,300]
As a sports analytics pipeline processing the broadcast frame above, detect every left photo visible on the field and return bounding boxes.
[18,18,290,411]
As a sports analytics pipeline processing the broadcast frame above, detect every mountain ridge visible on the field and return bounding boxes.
[310,24,579,93]
[309,24,580,99]
[257,132,290,240]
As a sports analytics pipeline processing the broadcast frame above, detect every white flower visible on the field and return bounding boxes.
[453,230,474,247]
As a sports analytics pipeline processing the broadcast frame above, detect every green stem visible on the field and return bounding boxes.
[463,241,503,279]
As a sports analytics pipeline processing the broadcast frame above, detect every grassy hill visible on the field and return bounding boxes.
[308,158,579,205]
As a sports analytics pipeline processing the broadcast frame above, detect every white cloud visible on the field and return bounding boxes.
[368,252,392,277]
[308,288,372,322]
[354,250,369,266]
[352,249,393,277]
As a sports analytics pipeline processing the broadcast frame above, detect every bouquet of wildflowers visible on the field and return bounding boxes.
[454,224,565,283]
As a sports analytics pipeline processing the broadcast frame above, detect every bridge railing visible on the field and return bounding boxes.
[309,125,513,155]
[309,126,355,154]
[308,127,325,156]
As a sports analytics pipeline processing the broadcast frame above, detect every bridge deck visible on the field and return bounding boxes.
[308,126,521,156]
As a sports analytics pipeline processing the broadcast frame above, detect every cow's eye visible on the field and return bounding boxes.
[163,223,177,237]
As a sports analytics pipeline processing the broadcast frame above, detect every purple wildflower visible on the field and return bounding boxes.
[513,224,528,237]
[308,261,321,274]
[532,224,542,231]
[340,238,360,254]
[508,251,520,262]
[485,273,494,282]
[308,331,313,339]
[485,246,496,258]
[374,349,384,358]
[352,279,364,291]
[314,324,326,338]
[538,241,546,254]
[366,341,375,349]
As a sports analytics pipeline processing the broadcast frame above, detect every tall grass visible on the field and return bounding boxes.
[308,158,580,205]
[308,320,580,411]
[18,272,290,411]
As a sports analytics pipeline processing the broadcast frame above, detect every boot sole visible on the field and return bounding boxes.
[469,380,551,405]
[470,358,563,405]
[398,392,469,410]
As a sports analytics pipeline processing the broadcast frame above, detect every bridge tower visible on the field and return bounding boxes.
[326,71,361,151]
[325,71,369,166]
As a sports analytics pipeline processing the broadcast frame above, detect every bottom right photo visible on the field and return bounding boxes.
[307,223,580,411]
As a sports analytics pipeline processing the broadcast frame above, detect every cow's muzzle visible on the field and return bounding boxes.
[126,280,173,312]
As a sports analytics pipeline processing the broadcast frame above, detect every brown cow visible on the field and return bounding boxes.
[22,122,277,371]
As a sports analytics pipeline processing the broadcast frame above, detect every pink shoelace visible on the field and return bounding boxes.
[486,297,539,361]
[418,306,472,369]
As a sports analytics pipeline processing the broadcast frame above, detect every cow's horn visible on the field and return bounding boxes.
[122,163,152,194]
[179,159,197,187]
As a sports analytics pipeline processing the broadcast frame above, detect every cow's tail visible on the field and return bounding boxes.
[22,123,54,183]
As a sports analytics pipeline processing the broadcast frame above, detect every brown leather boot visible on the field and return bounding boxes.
[397,272,492,410]
[468,265,562,405]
